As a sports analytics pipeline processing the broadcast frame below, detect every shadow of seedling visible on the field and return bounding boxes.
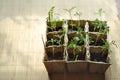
[0,33,13,65]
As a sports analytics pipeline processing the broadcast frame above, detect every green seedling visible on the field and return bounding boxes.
[68,39,77,48]
[48,21,56,31]
[69,23,76,30]
[47,38,56,46]
[75,36,85,45]
[68,39,82,61]
[47,6,55,22]
[74,12,82,27]
[68,34,85,48]
[92,8,106,31]
[74,55,79,61]
[97,8,105,20]
[68,33,85,61]
[94,23,109,45]
[47,7,64,32]
[47,6,57,32]
[74,12,82,20]
[89,38,94,44]
[93,9,109,45]
[64,6,76,19]
[99,25,109,34]
[92,19,108,33]
[69,22,84,33]
[48,18,63,32]
[76,27,84,34]
[55,33,65,45]
[102,40,118,54]
[53,13,60,21]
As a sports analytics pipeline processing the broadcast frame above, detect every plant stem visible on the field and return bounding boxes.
[74,55,79,61]
[48,13,50,22]
[95,35,98,45]
[78,20,80,27]
[70,12,72,20]
[74,47,75,59]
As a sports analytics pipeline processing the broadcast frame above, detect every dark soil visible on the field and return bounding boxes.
[47,26,63,32]
[89,33,107,46]
[90,52,108,62]
[47,21,64,33]
[54,52,64,60]
[90,47,108,62]
[89,38,106,46]
[67,47,86,61]
[47,52,53,60]
[67,20,86,32]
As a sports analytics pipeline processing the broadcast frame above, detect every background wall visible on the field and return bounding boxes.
[0,0,120,80]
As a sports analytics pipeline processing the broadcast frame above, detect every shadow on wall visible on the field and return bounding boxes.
[0,17,49,80]
[0,0,66,20]
[0,0,114,20]
[105,21,120,80]
[0,33,12,65]
[0,16,46,64]
[0,30,34,67]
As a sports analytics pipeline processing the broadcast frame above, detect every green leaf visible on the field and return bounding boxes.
[48,6,55,21]
[74,12,82,20]
[98,8,105,16]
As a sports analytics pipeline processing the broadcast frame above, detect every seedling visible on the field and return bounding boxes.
[68,38,83,61]
[47,33,64,46]
[94,23,109,45]
[47,38,56,46]
[68,39,77,48]
[55,33,65,45]
[64,6,76,19]
[69,23,76,31]
[47,6,55,22]
[53,13,60,21]
[47,6,56,32]
[76,27,84,35]
[68,39,82,61]
[74,12,82,20]
[74,55,79,61]
[92,9,109,45]
[47,6,63,32]
[48,21,56,31]
[89,36,94,45]
[99,25,109,34]
[92,19,105,31]
[68,21,84,33]
[74,11,82,27]
[48,18,64,32]
[92,8,106,32]
[97,8,105,20]
[76,36,85,45]
[102,40,118,54]
[68,33,85,48]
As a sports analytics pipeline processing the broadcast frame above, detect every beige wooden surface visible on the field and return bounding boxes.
[0,0,120,80]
